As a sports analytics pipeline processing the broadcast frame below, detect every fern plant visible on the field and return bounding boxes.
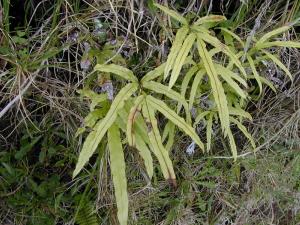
[73,63,204,225]
[73,4,300,225]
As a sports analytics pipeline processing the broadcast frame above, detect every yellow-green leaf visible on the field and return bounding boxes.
[142,98,176,183]
[164,26,189,80]
[218,27,245,48]
[127,95,144,147]
[261,49,293,81]
[177,65,198,113]
[227,129,237,161]
[255,41,300,49]
[94,64,138,83]
[196,37,230,136]
[169,33,196,88]
[230,117,256,151]
[108,124,128,225]
[188,69,205,110]
[198,32,247,78]
[228,107,252,120]
[206,113,213,152]
[135,133,154,179]
[141,63,166,83]
[193,111,211,127]
[143,81,191,123]
[216,65,247,99]
[215,64,247,87]
[247,54,263,95]
[147,95,204,151]
[256,25,291,45]
[154,3,188,25]
[73,83,138,178]
[194,15,226,26]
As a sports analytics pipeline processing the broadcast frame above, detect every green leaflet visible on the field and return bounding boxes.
[143,81,191,123]
[188,69,205,110]
[230,117,256,151]
[194,15,227,26]
[108,124,128,225]
[162,121,176,152]
[247,54,263,95]
[228,107,252,120]
[216,65,247,99]
[73,83,138,178]
[141,63,166,83]
[142,98,176,183]
[261,49,293,81]
[193,111,211,127]
[154,3,188,25]
[94,64,138,83]
[256,25,291,45]
[169,33,196,88]
[255,41,300,49]
[206,113,213,152]
[135,133,154,179]
[218,27,245,48]
[247,75,277,93]
[146,95,204,151]
[227,129,238,161]
[195,32,247,78]
[215,64,247,87]
[116,105,153,179]
[127,95,144,147]
[196,37,230,136]
[164,26,189,80]
[177,65,198,113]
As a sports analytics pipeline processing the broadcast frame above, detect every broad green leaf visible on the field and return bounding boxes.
[261,49,293,81]
[196,37,230,136]
[143,81,191,123]
[164,26,189,80]
[256,25,291,45]
[135,133,154,179]
[142,98,176,183]
[147,95,204,151]
[247,54,263,95]
[154,3,188,25]
[141,63,166,83]
[169,33,196,88]
[227,129,237,161]
[255,41,300,49]
[206,113,213,152]
[178,65,198,113]
[215,65,247,99]
[230,117,256,151]
[127,95,144,147]
[194,15,226,26]
[94,64,138,83]
[73,83,138,178]
[188,69,205,110]
[108,124,128,225]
